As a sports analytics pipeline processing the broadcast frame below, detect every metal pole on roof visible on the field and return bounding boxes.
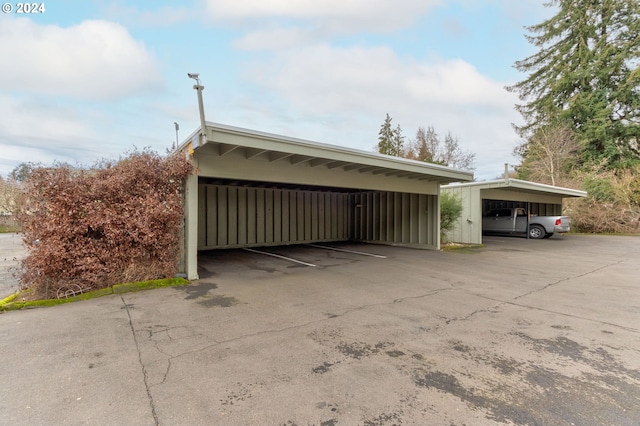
[187,73,207,147]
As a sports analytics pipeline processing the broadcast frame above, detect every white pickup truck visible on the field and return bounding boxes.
[482,207,571,239]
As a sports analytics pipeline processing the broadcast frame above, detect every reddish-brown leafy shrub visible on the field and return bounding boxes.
[18,151,192,298]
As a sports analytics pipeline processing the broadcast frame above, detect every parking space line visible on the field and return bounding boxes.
[243,248,318,267]
[307,244,387,259]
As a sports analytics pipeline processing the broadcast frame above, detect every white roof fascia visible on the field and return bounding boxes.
[179,122,474,183]
[443,178,587,198]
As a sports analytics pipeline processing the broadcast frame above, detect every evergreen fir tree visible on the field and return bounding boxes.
[392,124,405,158]
[377,113,396,156]
[508,0,640,168]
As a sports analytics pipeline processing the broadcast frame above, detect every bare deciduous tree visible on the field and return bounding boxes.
[405,126,439,163]
[0,176,22,216]
[406,126,476,170]
[515,124,579,186]
[441,132,476,171]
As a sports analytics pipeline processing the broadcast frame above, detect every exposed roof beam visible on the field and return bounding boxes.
[309,158,333,167]
[384,170,416,179]
[245,148,268,159]
[407,174,427,180]
[358,166,383,174]
[326,161,350,169]
[269,152,293,162]
[289,155,311,165]
[218,144,239,156]
[343,164,365,172]
[394,171,417,178]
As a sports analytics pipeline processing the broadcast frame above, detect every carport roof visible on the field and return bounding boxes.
[443,178,587,198]
[181,122,474,184]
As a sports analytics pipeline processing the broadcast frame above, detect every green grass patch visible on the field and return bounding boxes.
[441,242,484,253]
[0,224,21,233]
[112,277,189,294]
[0,293,18,306]
[0,277,189,311]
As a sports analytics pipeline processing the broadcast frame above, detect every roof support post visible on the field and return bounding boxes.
[184,171,200,280]
[526,201,530,240]
[436,185,441,249]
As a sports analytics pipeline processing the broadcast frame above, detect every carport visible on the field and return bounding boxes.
[180,123,474,279]
[441,178,587,244]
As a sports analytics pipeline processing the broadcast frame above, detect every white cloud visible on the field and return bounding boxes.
[500,0,556,22]
[406,60,511,107]
[0,92,189,176]
[443,18,468,37]
[102,4,195,28]
[249,44,513,115]
[206,1,540,178]
[0,17,162,100]
[0,96,93,143]
[234,26,314,50]
[207,0,442,32]
[0,95,108,175]
[247,45,400,113]
[237,44,521,179]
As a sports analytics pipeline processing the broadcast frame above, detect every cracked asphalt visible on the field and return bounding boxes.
[1,235,639,425]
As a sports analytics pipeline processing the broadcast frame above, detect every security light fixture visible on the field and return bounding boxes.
[187,73,200,84]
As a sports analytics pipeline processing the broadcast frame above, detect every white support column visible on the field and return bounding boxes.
[435,186,441,249]
[185,171,200,280]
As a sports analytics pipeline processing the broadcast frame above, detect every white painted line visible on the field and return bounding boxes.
[307,244,387,259]
[243,248,317,267]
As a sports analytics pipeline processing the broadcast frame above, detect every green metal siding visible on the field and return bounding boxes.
[199,184,350,249]
[199,184,438,250]
[350,191,437,249]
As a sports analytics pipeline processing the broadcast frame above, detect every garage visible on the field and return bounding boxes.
[180,123,474,279]
[441,178,587,244]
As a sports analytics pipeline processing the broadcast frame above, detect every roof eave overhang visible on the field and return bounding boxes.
[443,178,587,198]
[187,122,473,184]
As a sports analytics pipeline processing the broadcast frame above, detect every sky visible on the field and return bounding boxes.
[0,0,556,181]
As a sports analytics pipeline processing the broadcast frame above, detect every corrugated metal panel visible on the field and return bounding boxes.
[199,184,350,249]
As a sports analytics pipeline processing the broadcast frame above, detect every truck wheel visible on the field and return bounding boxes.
[529,225,545,239]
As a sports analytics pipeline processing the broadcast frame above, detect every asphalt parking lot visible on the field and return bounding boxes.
[1,235,639,425]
